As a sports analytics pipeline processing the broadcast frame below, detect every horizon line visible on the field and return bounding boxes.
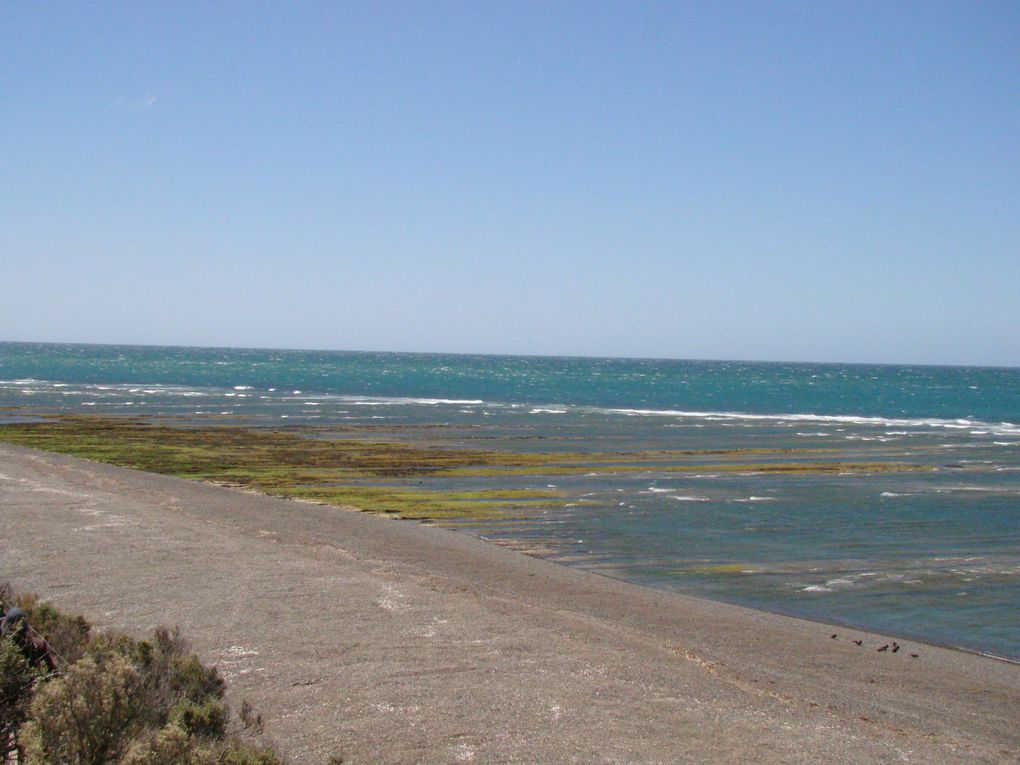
[2,338,1017,372]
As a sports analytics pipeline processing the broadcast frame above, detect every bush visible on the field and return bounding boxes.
[20,651,145,765]
[89,625,226,730]
[14,592,91,667]
[218,742,284,765]
[170,699,228,739]
[1,585,287,765]
[118,725,283,765]
[120,723,215,765]
[1,639,40,762]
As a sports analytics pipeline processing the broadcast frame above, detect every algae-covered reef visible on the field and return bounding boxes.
[0,415,928,522]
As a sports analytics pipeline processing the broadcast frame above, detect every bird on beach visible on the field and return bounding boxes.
[831,634,838,639]
[853,639,863,646]
[892,644,900,653]
[910,653,919,659]
[877,644,889,652]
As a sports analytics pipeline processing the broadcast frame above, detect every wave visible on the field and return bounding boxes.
[5,377,1019,439]
[605,407,1020,437]
[342,396,485,407]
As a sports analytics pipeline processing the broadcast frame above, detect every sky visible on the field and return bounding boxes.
[2,1,1018,366]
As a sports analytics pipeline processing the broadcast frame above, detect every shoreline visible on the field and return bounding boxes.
[2,411,1002,659]
[153,479,1020,667]
[565,561,1020,667]
[3,441,1019,763]
[456,507,1020,667]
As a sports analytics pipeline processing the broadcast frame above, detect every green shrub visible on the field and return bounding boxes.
[20,651,145,765]
[86,625,225,730]
[167,650,226,704]
[170,699,228,739]
[120,725,283,765]
[1,639,40,762]
[15,592,92,666]
[218,742,284,765]
[2,587,285,765]
[119,724,216,765]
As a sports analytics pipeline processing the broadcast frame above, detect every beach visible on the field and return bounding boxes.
[2,441,1018,764]
[5,346,1020,660]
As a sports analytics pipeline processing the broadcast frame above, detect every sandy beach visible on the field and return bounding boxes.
[2,441,1018,764]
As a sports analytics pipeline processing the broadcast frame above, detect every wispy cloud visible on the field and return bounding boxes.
[114,95,157,111]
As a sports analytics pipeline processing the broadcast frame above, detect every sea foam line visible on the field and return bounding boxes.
[605,407,1020,436]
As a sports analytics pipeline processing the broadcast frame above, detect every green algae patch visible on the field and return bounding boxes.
[688,563,760,575]
[274,486,550,520]
[0,415,573,521]
[0,414,931,522]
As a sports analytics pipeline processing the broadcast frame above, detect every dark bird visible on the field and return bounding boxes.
[877,644,889,652]
[853,640,863,646]
[910,653,919,659]
[831,634,838,639]
[892,645,900,653]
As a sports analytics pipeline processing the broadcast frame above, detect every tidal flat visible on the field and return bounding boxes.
[0,414,928,523]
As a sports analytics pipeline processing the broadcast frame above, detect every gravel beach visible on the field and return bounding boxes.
[2,442,1018,764]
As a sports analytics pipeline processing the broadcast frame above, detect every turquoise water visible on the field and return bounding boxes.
[2,341,1019,658]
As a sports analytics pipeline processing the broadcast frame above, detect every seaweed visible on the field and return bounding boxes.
[0,415,929,523]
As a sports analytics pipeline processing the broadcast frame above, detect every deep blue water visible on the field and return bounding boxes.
[2,341,1019,659]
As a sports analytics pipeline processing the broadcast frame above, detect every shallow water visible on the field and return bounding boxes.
[2,342,1018,658]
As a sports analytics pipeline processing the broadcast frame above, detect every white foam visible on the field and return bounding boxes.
[530,408,567,415]
[825,578,855,588]
[671,495,710,502]
[342,395,487,407]
[604,407,1019,437]
[411,398,485,406]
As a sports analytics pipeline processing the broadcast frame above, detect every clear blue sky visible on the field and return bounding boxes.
[3,1,1018,366]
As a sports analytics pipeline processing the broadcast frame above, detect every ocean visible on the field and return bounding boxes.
[2,341,1018,659]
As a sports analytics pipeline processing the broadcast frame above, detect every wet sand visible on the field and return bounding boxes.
[2,442,1018,764]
